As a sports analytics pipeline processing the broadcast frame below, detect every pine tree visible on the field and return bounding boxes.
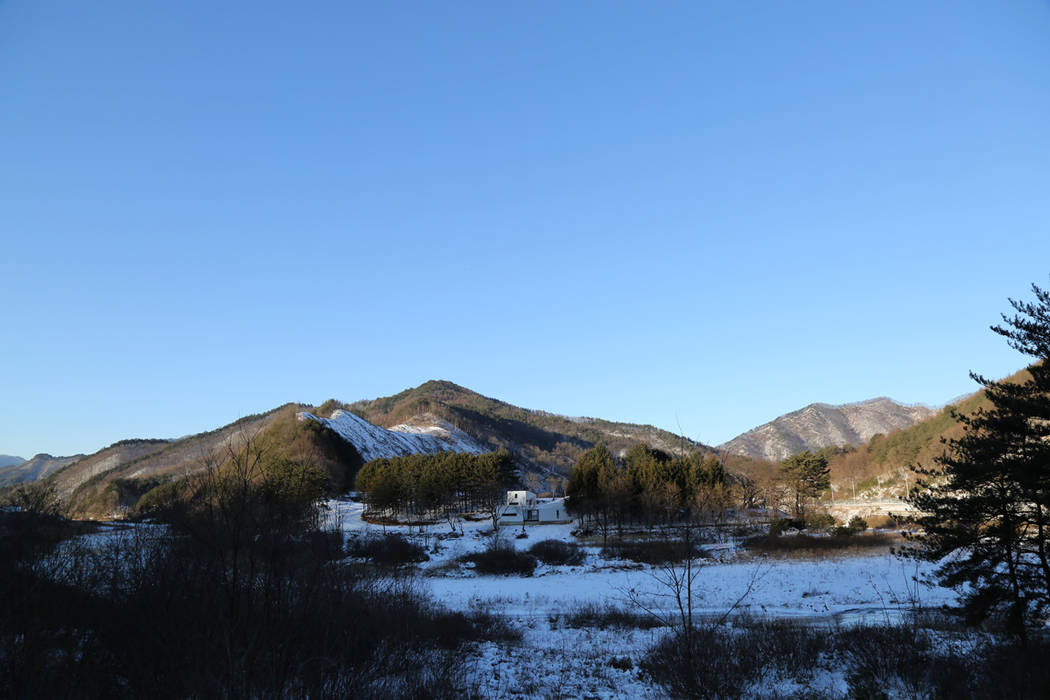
[908,282,1050,644]
[779,450,830,522]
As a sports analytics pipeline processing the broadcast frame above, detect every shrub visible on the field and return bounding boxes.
[744,532,894,554]
[832,515,870,537]
[643,619,832,699]
[432,609,521,645]
[602,538,708,565]
[461,541,537,576]
[867,514,896,529]
[348,533,429,566]
[0,510,90,565]
[528,539,586,566]
[0,515,489,699]
[643,619,1050,700]
[768,518,802,536]
[805,511,835,529]
[564,603,661,630]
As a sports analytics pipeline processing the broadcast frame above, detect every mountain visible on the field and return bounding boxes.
[53,407,316,518]
[0,453,83,487]
[298,409,487,462]
[825,372,1023,497]
[0,455,24,468]
[719,397,936,462]
[344,380,705,474]
[14,380,709,519]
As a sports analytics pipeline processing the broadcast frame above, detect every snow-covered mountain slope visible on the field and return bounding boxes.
[297,409,487,462]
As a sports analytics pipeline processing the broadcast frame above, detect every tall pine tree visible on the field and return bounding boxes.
[908,282,1050,644]
[779,450,830,522]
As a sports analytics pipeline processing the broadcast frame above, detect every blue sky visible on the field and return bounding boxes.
[2,1,1049,459]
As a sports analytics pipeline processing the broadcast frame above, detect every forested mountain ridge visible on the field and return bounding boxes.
[344,380,706,475]
[719,397,936,462]
[2,381,708,519]
[34,405,361,519]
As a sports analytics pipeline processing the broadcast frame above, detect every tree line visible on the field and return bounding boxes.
[354,450,517,524]
[566,442,832,542]
[566,443,734,541]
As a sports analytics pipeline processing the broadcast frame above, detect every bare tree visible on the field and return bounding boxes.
[477,480,508,536]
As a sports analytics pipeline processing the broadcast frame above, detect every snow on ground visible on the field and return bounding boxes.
[325,497,960,698]
[325,498,954,620]
[466,625,668,699]
[298,410,487,461]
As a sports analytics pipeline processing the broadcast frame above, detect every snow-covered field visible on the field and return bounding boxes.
[325,498,960,699]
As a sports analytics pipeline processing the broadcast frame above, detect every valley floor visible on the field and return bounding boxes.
[325,498,960,699]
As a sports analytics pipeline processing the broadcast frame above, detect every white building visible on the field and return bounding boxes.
[499,490,572,525]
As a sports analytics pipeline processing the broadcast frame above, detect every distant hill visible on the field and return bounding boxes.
[344,380,705,475]
[719,398,936,462]
[52,406,353,519]
[826,372,1023,498]
[0,455,24,469]
[0,453,83,487]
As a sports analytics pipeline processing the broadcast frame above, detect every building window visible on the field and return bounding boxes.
[526,510,539,522]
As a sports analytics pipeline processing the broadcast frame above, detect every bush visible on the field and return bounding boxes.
[768,518,801,536]
[0,510,92,565]
[868,514,896,529]
[0,507,489,698]
[602,538,708,565]
[432,609,521,645]
[348,533,429,566]
[643,619,1050,700]
[805,511,835,529]
[528,539,586,566]
[832,515,871,537]
[643,619,832,699]
[564,603,662,630]
[744,532,894,554]
[461,541,537,576]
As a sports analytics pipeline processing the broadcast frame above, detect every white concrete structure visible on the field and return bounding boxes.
[499,490,572,525]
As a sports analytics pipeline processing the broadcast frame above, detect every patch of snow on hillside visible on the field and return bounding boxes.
[298,410,486,462]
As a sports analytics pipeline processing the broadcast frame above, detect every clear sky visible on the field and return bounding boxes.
[2,1,1050,459]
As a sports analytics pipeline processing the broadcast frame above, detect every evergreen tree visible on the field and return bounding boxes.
[567,443,615,537]
[909,282,1050,644]
[779,450,829,522]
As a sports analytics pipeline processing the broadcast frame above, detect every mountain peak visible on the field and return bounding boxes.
[719,398,936,462]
